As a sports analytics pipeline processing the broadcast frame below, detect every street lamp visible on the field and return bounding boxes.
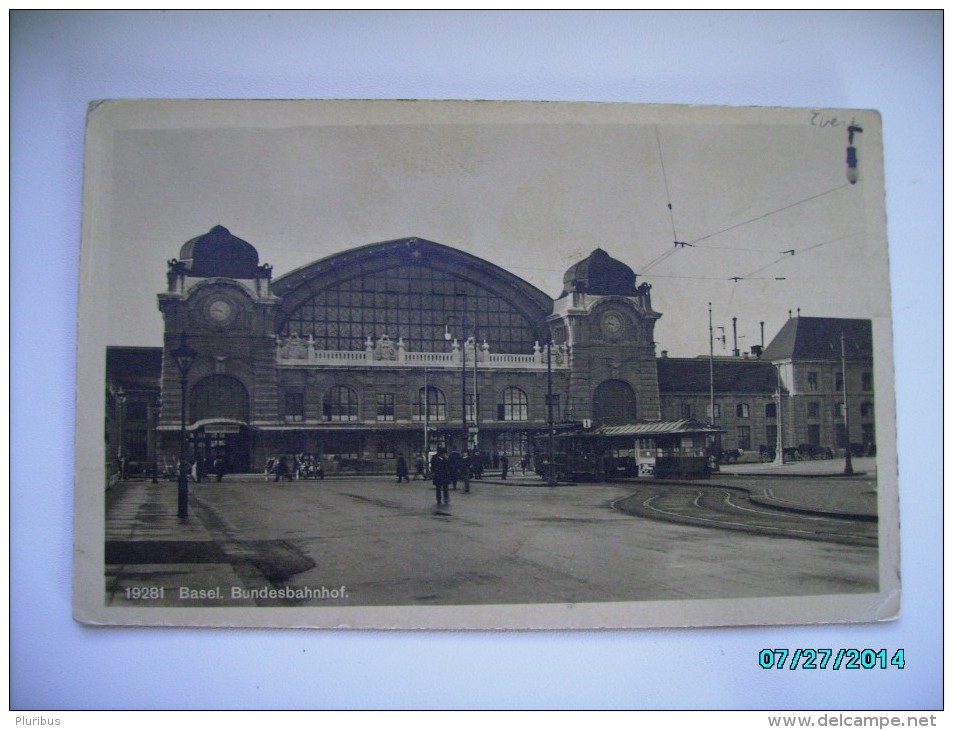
[846,125,863,185]
[151,396,161,484]
[545,337,557,486]
[172,332,198,517]
[446,298,469,453]
[116,387,126,480]
[840,332,854,476]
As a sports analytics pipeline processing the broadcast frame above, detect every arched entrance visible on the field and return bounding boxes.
[593,379,637,425]
[189,375,251,473]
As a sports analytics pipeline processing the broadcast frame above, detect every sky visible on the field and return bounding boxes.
[93,100,884,358]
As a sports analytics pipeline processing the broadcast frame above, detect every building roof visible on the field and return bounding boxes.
[179,225,260,279]
[560,248,638,297]
[760,317,872,362]
[271,236,555,332]
[106,346,163,387]
[657,357,781,395]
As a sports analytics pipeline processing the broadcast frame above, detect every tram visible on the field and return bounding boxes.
[534,419,722,481]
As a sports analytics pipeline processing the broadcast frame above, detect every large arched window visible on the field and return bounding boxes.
[592,380,636,425]
[190,375,249,423]
[281,266,538,354]
[498,387,528,421]
[414,386,446,421]
[323,386,359,422]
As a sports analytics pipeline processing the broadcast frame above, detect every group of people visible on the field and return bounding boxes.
[427,448,469,506]
[395,449,527,507]
[265,454,325,482]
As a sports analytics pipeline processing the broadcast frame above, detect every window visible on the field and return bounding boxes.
[860,401,874,418]
[126,401,148,421]
[498,387,528,421]
[375,441,396,459]
[736,403,750,418]
[737,426,751,450]
[465,393,477,422]
[323,386,359,422]
[284,392,305,422]
[765,402,777,419]
[414,386,446,421]
[835,402,844,420]
[376,393,395,421]
[835,424,848,448]
[708,403,721,420]
[807,424,821,446]
[835,372,844,392]
[765,425,777,449]
[680,403,692,419]
[125,430,148,461]
[807,402,820,418]
[497,431,528,457]
[862,372,873,391]
[281,266,537,354]
[807,372,818,391]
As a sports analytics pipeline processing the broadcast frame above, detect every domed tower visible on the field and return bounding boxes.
[156,226,279,473]
[178,224,261,279]
[551,248,662,425]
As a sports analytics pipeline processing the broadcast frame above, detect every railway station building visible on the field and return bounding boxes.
[104,226,875,478]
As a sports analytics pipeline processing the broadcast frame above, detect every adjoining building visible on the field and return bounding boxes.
[104,226,875,479]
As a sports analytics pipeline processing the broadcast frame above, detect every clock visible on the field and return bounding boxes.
[205,297,234,325]
[601,311,625,338]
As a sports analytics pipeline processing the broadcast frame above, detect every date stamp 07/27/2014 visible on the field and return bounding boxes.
[759,648,905,671]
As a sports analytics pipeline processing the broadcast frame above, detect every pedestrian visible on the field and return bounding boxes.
[396,453,409,483]
[500,453,509,480]
[448,450,462,490]
[214,455,226,482]
[520,454,529,475]
[413,454,426,480]
[460,450,471,493]
[274,454,290,482]
[430,447,451,507]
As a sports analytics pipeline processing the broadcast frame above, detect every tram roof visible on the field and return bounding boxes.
[561,419,723,438]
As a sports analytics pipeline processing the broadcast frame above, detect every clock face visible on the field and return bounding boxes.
[601,312,625,338]
[206,297,234,324]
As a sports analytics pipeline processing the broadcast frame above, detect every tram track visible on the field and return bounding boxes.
[612,483,877,547]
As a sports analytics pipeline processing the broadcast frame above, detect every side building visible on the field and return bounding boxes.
[761,316,876,455]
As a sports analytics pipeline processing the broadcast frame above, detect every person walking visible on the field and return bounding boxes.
[214,454,227,482]
[396,453,410,483]
[430,447,451,507]
[460,450,471,493]
[413,453,426,480]
[448,450,462,490]
[274,454,290,482]
[500,453,509,480]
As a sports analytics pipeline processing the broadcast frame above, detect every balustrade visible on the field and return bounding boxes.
[276,334,568,369]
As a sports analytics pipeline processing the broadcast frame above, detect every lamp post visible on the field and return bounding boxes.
[545,338,557,486]
[172,332,197,517]
[774,364,785,466]
[446,295,468,453]
[846,125,863,185]
[840,332,854,476]
[116,387,126,480]
[151,396,161,484]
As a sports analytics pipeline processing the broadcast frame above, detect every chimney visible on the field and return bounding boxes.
[660,350,668,358]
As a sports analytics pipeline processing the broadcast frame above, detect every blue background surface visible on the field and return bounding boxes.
[10,10,942,710]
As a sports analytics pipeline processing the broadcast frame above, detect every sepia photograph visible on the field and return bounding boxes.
[71,99,898,630]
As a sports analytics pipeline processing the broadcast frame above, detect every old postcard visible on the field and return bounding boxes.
[73,99,898,629]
